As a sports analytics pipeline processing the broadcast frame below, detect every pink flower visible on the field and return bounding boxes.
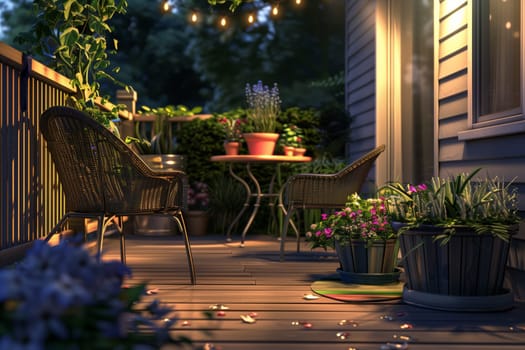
[417,184,428,191]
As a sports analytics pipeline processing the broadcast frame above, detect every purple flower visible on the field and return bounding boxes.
[417,184,428,191]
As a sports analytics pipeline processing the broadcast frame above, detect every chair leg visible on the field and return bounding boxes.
[45,214,73,242]
[112,216,126,265]
[95,215,117,262]
[95,216,105,261]
[173,211,196,285]
[280,207,295,261]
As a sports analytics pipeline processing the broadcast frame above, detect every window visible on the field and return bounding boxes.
[474,0,522,125]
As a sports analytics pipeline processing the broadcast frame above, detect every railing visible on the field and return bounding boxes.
[0,42,209,255]
[0,42,74,252]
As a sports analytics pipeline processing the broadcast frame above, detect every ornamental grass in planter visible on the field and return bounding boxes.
[306,193,399,285]
[380,168,521,311]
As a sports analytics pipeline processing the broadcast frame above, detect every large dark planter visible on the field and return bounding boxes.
[334,239,400,285]
[398,225,516,311]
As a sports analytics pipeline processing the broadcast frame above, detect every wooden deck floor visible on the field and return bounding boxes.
[102,233,525,350]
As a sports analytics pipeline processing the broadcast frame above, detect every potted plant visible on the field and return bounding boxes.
[126,104,202,153]
[217,109,246,155]
[280,124,305,156]
[243,80,281,155]
[185,181,210,236]
[0,239,191,348]
[380,168,521,311]
[306,193,398,285]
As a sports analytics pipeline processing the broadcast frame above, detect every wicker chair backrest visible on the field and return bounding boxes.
[40,106,184,214]
[285,144,385,209]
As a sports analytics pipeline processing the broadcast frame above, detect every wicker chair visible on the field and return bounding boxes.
[40,106,196,284]
[279,144,386,260]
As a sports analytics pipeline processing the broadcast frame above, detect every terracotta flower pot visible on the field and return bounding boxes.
[224,141,240,155]
[185,210,209,236]
[293,147,306,157]
[243,133,279,155]
[283,146,294,156]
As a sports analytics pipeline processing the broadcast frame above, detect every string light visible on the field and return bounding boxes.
[190,11,198,23]
[161,0,170,13]
[160,0,305,29]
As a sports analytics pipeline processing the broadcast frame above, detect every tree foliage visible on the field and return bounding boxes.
[1,0,345,114]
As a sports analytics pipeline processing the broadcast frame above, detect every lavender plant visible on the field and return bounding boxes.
[245,81,281,133]
[0,240,191,349]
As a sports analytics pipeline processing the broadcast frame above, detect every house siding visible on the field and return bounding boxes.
[345,0,377,166]
[436,0,525,211]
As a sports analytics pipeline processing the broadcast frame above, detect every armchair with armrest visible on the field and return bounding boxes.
[279,145,386,260]
[40,106,196,284]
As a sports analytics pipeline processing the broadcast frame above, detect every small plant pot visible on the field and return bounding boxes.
[283,146,294,156]
[293,147,306,157]
[185,210,209,236]
[224,141,240,155]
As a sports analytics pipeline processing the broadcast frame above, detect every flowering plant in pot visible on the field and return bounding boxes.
[186,181,210,236]
[306,193,398,284]
[0,239,191,348]
[379,168,521,311]
[243,80,281,155]
[217,109,246,155]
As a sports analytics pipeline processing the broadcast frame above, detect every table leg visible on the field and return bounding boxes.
[240,163,262,246]
[225,163,251,242]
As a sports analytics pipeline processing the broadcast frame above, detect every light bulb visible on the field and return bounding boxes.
[248,14,254,24]
[220,17,227,27]
[191,12,198,23]
[162,0,170,13]
[272,6,279,16]
[295,0,302,4]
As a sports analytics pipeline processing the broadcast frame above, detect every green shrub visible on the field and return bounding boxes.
[175,118,225,185]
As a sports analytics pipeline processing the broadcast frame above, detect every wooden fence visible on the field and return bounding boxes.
[0,42,73,253]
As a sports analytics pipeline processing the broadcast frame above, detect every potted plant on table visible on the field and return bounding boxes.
[217,109,246,155]
[380,168,521,311]
[243,80,281,155]
[306,193,398,285]
[280,124,305,156]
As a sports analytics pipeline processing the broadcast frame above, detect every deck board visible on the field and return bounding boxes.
[101,234,525,349]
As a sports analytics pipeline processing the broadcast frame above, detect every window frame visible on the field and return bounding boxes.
[460,0,525,141]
